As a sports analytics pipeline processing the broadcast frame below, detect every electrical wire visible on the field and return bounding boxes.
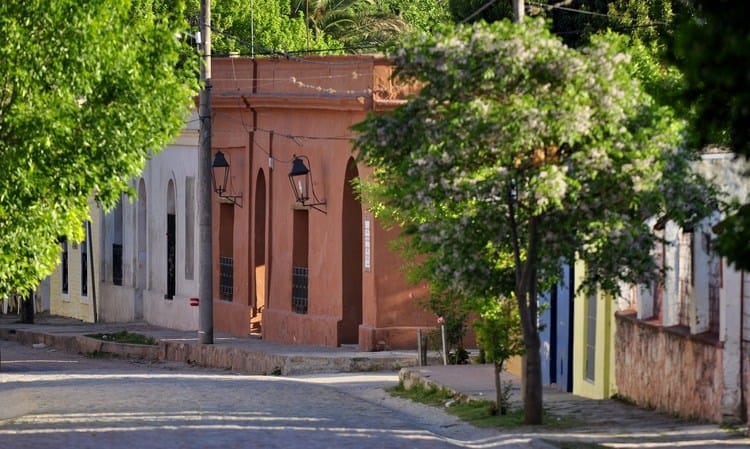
[210,110,357,167]
[528,1,669,26]
[209,25,383,65]
[461,0,500,23]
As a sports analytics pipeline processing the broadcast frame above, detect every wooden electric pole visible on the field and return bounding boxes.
[513,0,525,23]
[198,0,214,344]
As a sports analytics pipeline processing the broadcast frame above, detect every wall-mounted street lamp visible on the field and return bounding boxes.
[288,155,326,214]
[211,151,243,207]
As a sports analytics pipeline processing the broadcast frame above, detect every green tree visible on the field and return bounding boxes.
[354,19,714,424]
[0,0,195,297]
[474,297,524,415]
[672,0,750,270]
[451,1,687,50]
[420,288,470,362]
[543,0,683,49]
[296,0,408,51]
[448,0,512,23]
[382,0,453,32]
[183,0,334,55]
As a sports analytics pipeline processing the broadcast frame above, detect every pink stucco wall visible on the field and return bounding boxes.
[615,313,724,422]
[207,56,436,349]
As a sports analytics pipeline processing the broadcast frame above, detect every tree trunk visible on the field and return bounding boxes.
[494,360,503,414]
[522,330,543,424]
[20,293,34,324]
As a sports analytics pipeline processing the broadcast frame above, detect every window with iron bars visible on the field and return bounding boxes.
[61,239,69,294]
[113,244,123,286]
[292,266,308,314]
[219,256,233,301]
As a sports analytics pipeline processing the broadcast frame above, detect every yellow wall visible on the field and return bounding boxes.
[49,200,101,323]
[572,260,616,399]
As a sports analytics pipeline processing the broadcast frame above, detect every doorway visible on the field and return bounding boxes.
[252,171,267,333]
[339,158,362,345]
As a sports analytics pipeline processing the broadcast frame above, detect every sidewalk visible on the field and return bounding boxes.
[0,313,427,375]
[2,313,749,448]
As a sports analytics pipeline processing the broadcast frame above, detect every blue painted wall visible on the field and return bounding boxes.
[538,265,573,392]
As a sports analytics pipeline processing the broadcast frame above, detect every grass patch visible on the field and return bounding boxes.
[543,440,609,449]
[388,381,580,429]
[85,331,157,346]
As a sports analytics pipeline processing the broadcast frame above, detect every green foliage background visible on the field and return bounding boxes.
[0,0,195,296]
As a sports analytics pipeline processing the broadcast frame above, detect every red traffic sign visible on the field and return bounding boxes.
[189,297,199,307]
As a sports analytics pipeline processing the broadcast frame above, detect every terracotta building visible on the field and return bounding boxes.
[209,55,434,350]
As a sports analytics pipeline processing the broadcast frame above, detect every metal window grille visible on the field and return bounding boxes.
[113,244,123,286]
[61,241,69,294]
[81,252,88,296]
[292,266,309,314]
[81,225,88,296]
[219,256,233,301]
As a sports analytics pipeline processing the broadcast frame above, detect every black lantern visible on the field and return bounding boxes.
[288,155,326,213]
[211,151,242,207]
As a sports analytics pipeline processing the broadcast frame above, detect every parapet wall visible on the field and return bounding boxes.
[615,313,724,423]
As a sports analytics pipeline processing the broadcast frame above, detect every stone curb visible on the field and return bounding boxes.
[398,367,482,403]
[0,328,418,376]
[398,368,560,449]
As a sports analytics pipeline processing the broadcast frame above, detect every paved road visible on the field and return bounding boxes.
[0,340,545,449]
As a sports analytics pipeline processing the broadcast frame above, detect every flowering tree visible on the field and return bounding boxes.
[353,18,714,424]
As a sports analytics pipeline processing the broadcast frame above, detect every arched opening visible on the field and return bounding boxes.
[166,179,176,299]
[136,179,147,319]
[340,158,362,345]
[252,170,267,333]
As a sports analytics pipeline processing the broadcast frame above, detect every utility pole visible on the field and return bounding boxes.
[513,0,525,23]
[198,0,214,344]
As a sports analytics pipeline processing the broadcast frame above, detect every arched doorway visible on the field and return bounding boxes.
[136,178,147,319]
[340,158,362,345]
[252,170,267,333]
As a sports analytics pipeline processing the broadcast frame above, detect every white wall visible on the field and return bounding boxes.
[98,111,203,330]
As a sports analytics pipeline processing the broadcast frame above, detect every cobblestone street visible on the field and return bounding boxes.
[0,340,544,449]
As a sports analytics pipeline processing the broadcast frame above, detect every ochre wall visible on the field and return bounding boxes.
[209,56,436,349]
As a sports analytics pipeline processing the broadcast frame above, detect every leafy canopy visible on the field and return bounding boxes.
[355,18,711,300]
[0,0,195,296]
[354,18,714,423]
[672,0,750,270]
[183,0,336,55]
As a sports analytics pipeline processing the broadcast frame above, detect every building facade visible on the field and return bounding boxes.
[47,197,101,323]
[209,55,436,349]
[614,151,749,424]
[47,113,204,330]
[97,112,203,330]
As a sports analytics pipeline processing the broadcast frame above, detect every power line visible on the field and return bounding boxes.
[210,110,355,167]
[528,1,669,26]
[461,0,500,23]
[209,25,383,66]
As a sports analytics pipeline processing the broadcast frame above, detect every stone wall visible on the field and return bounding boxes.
[615,313,724,422]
